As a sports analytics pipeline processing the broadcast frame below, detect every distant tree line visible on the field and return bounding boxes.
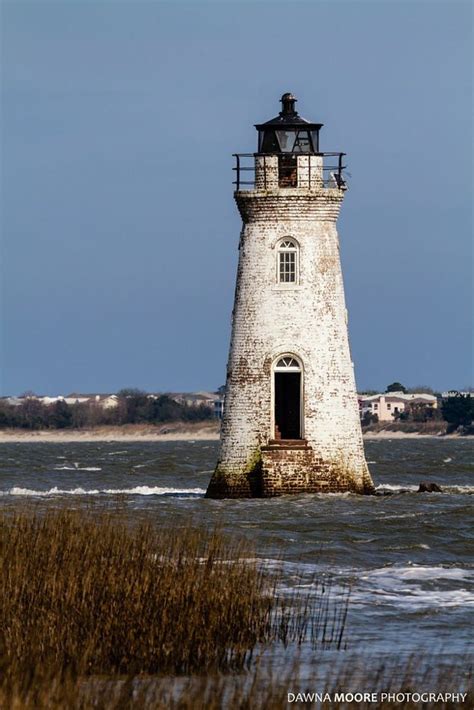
[2,383,472,433]
[0,390,215,430]
[441,394,474,432]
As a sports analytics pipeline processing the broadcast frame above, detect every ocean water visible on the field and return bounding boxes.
[1,438,473,674]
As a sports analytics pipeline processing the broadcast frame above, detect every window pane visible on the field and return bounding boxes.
[276,130,296,152]
[279,251,296,283]
[293,131,311,152]
[288,252,295,282]
[261,130,280,153]
[279,258,285,280]
[275,357,300,370]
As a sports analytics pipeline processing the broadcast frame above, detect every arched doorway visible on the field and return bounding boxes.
[273,356,302,440]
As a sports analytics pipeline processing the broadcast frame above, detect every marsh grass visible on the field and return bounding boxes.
[0,508,346,704]
[1,510,271,677]
[2,510,469,709]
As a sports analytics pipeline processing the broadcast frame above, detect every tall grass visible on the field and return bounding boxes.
[1,510,269,677]
[0,508,346,703]
[3,510,468,709]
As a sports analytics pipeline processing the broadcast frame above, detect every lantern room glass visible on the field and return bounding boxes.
[276,130,296,152]
[259,128,316,154]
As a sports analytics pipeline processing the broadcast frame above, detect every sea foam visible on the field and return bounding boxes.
[376,483,474,494]
[3,485,206,497]
[54,465,102,471]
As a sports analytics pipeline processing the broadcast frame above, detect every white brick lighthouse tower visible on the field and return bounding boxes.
[206,93,374,498]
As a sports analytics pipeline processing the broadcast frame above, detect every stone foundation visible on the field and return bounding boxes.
[205,469,260,499]
[206,441,374,498]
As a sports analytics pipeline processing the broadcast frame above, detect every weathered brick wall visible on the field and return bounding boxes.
[261,445,344,496]
[206,179,373,498]
[255,155,323,190]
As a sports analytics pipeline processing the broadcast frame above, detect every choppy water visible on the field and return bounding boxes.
[1,438,473,670]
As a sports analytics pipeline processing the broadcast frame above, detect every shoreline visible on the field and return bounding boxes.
[0,423,220,443]
[0,424,469,443]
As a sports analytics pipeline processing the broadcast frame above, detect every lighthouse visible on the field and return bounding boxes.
[206,93,374,498]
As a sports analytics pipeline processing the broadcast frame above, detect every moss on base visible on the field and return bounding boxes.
[206,447,374,499]
[206,449,263,499]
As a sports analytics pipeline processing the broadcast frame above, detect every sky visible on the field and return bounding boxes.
[1,0,472,395]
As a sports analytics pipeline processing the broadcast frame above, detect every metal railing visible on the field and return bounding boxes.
[232,152,347,191]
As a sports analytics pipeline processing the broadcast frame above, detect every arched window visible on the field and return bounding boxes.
[275,356,301,371]
[277,239,298,284]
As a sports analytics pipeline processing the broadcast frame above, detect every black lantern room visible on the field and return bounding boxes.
[255,93,323,154]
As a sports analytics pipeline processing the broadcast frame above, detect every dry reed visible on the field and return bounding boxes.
[1,510,276,677]
[0,508,345,706]
[3,510,466,709]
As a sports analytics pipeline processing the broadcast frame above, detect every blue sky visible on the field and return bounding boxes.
[1,0,472,395]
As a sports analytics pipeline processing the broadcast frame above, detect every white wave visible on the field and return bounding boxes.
[447,485,474,493]
[3,485,206,497]
[102,486,205,496]
[7,486,99,496]
[273,561,474,610]
[360,587,474,609]
[443,457,453,463]
[54,465,102,471]
[353,565,474,610]
[367,461,377,464]
[368,566,472,581]
[375,483,418,492]
[376,482,474,494]
[107,451,128,456]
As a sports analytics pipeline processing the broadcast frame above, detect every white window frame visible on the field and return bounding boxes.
[276,238,299,285]
[274,356,301,372]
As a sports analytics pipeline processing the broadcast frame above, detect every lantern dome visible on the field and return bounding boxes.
[255,93,324,154]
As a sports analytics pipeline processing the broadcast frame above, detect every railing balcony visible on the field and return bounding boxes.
[233,152,347,192]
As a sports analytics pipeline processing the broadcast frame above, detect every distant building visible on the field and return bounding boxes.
[63,394,92,406]
[96,395,119,409]
[37,396,64,405]
[359,392,437,422]
[168,392,218,409]
[163,391,224,418]
[0,393,119,409]
[62,394,119,409]
[2,397,23,407]
[214,397,225,419]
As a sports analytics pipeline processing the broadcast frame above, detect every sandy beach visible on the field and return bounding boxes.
[0,423,221,443]
[0,423,466,443]
[362,430,452,440]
